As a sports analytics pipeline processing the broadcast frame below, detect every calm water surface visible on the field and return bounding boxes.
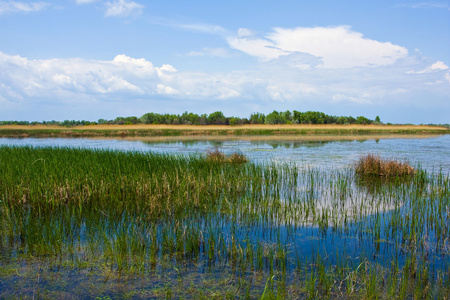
[1,134,449,173]
[0,135,449,298]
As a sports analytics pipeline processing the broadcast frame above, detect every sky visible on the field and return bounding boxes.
[0,0,449,124]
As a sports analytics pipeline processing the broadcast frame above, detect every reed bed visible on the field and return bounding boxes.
[1,124,448,139]
[355,154,415,178]
[206,148,248,164]
[0,146,449,299]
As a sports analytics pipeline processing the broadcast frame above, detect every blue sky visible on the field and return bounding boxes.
[0,0,449,124]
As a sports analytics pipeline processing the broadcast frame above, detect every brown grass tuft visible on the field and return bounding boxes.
[206,149,248,164]
[355,154,415,177]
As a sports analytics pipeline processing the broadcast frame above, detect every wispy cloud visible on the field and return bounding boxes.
[177,23,227,35]
[186,47,231,58]
[104,0,143,18]
[0,1,49,14]
[396,2,449,9]
[75,0,98,4]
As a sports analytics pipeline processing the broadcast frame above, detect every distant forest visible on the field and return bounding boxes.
[0,110,384,126]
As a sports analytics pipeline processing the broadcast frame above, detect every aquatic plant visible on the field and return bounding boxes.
[206,148,248,163]
[355,153,415,177]
[0,146,448,299]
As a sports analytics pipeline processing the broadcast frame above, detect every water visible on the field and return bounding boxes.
[0,134,449,298]
[1,134,449,173]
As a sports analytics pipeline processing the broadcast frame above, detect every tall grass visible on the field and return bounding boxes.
[0,146,449,298]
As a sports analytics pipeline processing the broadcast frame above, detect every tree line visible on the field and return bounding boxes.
[0,110,382,126]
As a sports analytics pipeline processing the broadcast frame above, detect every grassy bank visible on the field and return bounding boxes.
[0,147,449,299]
[0,124,448,138]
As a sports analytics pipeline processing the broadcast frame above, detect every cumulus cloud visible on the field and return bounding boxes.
[156,84,178,95]
[0,52,175,99]
[407,61,449,74]
[0,1,49,14]
[228,35,288,61]
[0,50,448,121]
[0,52,247,102]
[104,0,143,18]
[228,26,408,69]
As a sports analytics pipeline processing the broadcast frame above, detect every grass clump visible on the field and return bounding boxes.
[355,154,415,177]
[206,148,248,163]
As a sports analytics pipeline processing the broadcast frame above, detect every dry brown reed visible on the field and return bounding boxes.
[206,149,248,164]
[1,124,448,131]
[355,154,415,177]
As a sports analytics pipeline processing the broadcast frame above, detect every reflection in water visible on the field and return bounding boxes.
[0,136,449,297]
[0,134,449,173]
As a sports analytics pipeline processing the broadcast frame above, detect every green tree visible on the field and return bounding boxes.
[336,116,349,125]
[207,111,226,125]
[356,116,371,125]
[249,112,265,124]
[265,111,284,124]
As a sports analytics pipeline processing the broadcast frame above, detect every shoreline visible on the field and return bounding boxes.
[0,124,448,138]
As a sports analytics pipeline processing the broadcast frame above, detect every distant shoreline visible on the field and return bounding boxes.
[0,124,448,138]
[0,124,448,139]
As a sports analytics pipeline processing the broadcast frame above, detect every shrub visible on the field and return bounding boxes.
[355,154,415,177]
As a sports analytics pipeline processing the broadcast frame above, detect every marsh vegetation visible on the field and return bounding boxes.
[355,154,416,178]
[0,146,449,299]
[0,123,448,139]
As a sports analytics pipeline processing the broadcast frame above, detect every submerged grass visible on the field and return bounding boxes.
[0,146,449,299]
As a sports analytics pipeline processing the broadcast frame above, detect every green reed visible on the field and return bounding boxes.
[0,146,449,299]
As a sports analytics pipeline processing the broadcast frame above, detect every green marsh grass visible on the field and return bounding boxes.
[0,146,449,298]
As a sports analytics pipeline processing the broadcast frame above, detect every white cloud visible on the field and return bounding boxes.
[0,1,49,14]
[332,93,372,105]
[0,52,175,99]
[156,84,178,95]
[113,54,154,70]
[407,61,449,74]
[76,0,98,4]
[266,82,317,101]
[0,52,247,101]
[445,72,450,84]
[178,23,226,35]
[227,35,288,61]
[229,26,408,69]
[271,26,408,69]
[186,47,231,58]
[104,0,143,18]
[237,28,254,38]
[0,50,448,122]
